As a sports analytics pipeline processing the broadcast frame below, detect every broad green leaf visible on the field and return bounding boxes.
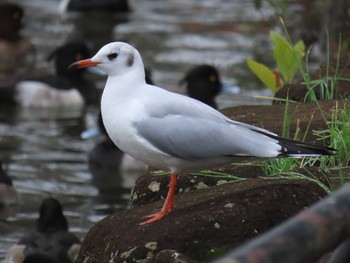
[247,59,279,93]
[270,31,304,84]
[294,40,305,56]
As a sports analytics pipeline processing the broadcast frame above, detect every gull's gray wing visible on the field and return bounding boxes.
[135,114,280,160]
[144,85,278,137]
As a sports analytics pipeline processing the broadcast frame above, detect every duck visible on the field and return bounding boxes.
[59,0,130,14]
[0,41,100,108]
[0,160,18,207]
[0,2,35,77]
[180,64,239,109]
[5,197,81,263]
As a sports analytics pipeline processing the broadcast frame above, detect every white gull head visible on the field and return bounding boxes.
[93,42,145,79]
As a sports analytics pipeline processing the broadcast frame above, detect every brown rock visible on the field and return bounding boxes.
[154,249,199,263]
[76,178,326,263]
[131,165,260,208]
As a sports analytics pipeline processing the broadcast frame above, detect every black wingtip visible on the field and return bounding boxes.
[279,139,336,157]
[251,128,336,157]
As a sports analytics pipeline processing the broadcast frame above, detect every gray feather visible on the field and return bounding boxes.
[135,114,281,160]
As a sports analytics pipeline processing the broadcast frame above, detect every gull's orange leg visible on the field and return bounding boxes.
[139,173,177,226]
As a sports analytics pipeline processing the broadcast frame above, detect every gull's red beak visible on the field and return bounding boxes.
[68,59,100,70]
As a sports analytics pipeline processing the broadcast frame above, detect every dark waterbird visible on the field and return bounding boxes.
[5,197,81,263]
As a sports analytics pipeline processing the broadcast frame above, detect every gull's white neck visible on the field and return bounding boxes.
[100,47,148,144]
[103,53,146,95]
[100,60,148,156]
[100,59,147,124]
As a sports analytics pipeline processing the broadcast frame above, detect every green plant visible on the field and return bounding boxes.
[261,100,334,193]
[262,98,304,175]
[302,32,342,102]
[262,158,299,176]
[270,31,305,84]
[313,102,350,167]
[262,170,332,193]
[247,30,305,93]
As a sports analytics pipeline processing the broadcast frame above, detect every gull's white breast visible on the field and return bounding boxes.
[100,78,178,171]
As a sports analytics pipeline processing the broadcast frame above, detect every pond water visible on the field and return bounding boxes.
[0,0,301,260]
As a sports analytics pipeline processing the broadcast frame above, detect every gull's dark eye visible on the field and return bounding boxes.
[107,52,118,60]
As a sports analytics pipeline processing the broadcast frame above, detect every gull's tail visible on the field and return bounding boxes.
[275,136,336,157]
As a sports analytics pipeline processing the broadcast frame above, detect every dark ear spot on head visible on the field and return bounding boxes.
[127,51,134,67]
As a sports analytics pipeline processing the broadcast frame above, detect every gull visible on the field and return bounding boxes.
[69,42,335,225]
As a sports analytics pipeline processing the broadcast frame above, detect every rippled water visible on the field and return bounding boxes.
[0,0,297,260]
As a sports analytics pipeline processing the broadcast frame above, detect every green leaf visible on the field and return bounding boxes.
[294,40,305,55]
[246,59,278,93]
[270,31,304,84]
